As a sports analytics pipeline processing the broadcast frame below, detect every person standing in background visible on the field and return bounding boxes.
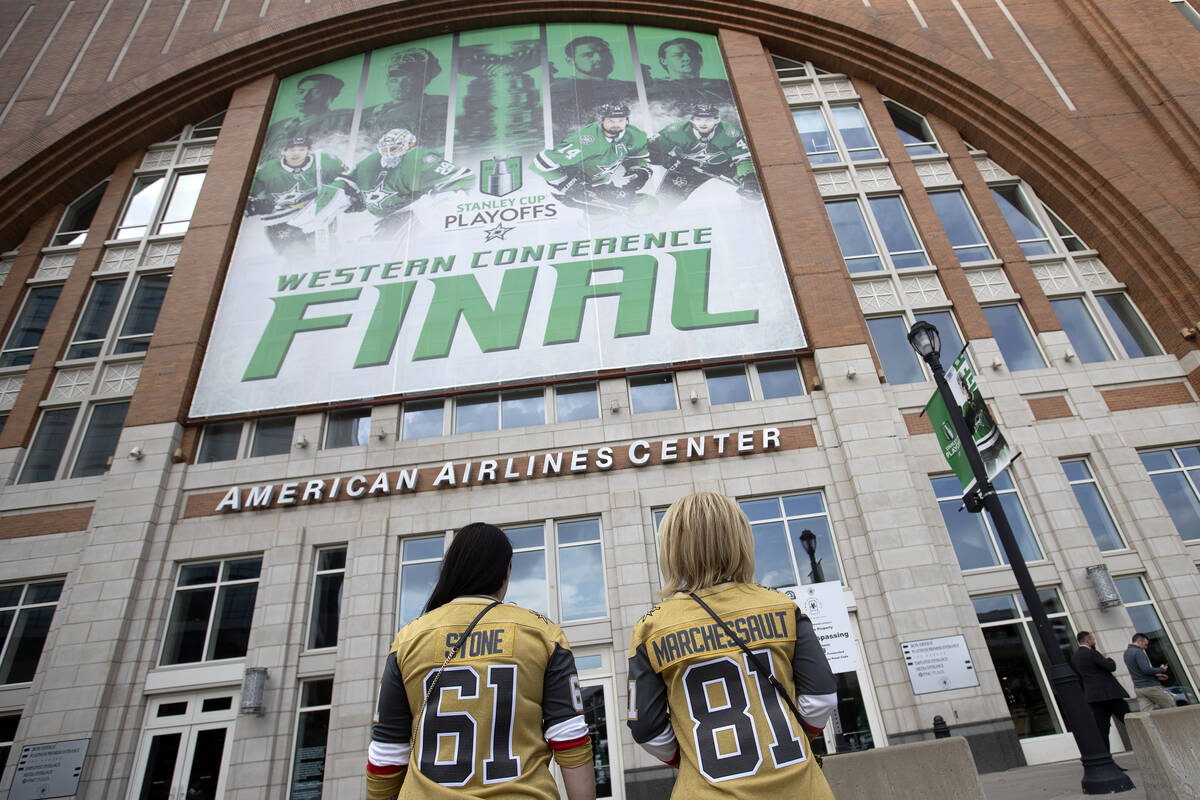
[1123,633,1175,711]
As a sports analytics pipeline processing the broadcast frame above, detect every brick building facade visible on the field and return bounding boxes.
[1,1,1199,797]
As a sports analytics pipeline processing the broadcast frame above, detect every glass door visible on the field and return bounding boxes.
[129,691,237,799]
[553,648,624,800]
[809,613,886,756]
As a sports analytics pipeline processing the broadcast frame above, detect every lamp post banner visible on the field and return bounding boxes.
[189,23,804,417]
[924,351,1015,492]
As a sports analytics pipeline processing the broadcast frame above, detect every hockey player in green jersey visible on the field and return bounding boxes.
[245,136,357,255]
[349,128,473,237]
[532,103,654,215]
[649,104,760,210]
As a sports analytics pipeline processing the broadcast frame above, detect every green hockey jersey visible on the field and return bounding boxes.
[247,152,353,218]
[649,119,754,179]
[350,147,472,218]
[533,122,650,188]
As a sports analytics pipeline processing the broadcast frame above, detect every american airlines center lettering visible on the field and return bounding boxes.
[189,426,809,516]
[190,23,805,417]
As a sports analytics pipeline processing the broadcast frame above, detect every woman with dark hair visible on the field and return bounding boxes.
[367,523,596,800]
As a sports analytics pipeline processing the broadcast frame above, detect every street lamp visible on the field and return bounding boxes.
[907,321,1132,794]
[799,529,825,584]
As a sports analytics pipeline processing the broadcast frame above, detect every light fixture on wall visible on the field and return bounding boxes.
[1086,564,1122,609]
[1063,349,1076,362]
[846,366,857,379]
[991,357,1004,371]
[610,400,620,414]
[294,435,309,449]
[127,446,144,461]
[240,667,269,716]
[374,427,388,440]
[688,390,699,404]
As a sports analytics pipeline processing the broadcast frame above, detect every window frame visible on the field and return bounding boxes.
[882,98,940,156]
[628,373,678,414]
[981,302,1048,371]
[287,677,334,800]
[395,517,610,629]
[0,579,64,685]
[1,283,64,368]
[306,547,346,651]
[932,470,1044,571]
[16,406,80,484]
[50,179,110,248]
[323,407,372,450]
[928,189,995,264]
[736,490,845,589]
[158,556,263,666]
[1060,457,1127,552]
[68,400,130,479]
[1113,575,1198,704]
[1139,445,1200,541]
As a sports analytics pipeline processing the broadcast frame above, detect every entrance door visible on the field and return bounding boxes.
[129,691,237,799]
[579,678,623,800]
[810,613,886,756]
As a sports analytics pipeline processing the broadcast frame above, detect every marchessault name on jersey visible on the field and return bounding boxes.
[647,608,793,670]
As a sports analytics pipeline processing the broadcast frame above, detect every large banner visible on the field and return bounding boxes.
[924,350,1015,494]
[191,24,806,416]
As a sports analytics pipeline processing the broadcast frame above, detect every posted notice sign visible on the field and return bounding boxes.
[900,634,979,695]
[10,738,89,800]
[780,581,859,674]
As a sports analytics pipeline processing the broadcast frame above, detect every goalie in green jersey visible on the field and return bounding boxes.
[648,104,761,210]
[349,128,474,237]
[245,136,358,255]
[532,103,654,215]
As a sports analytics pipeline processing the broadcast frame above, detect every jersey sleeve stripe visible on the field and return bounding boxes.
[797,690,838,731]
[366,762,405,776]
[368,739,412,767]
[545,714,589,743]
[547,733,592,751]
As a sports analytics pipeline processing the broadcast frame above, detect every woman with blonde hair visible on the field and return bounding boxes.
[626,491,837,798]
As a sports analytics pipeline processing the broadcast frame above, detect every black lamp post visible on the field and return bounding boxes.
[799,529,825,583]
[907,321,1132,794]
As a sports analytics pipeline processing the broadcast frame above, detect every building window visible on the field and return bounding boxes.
[629,373,676,413]
[932,471,1043,570]
[397,535,445,625]
[67,279,124,359]
[0,580,64,684]
[883,99,939,156]
[289,678,333,800]
[1114,576,1197,705]
[51,180,109,248]
[70,401,129,478]
[1061,459,1125,551]
[397,519,609,627]
[0,714,17,776]
[867,196,929,269]
[402,399,444,440]
[250,416,296,457]
[990,185,1054,256]
[830,105,882,161]
[454,389,547,434]
[792,107,840,164]
[555,383,599,422]
[114,273,171,354]
[771,54,809,80]
[160,557,262,665]
[1041,205,1088,252]
[1049,297,1113,362]
[738,491,842,587]
[197,421,242,463]
[974,588,1077,738]
[1171,0,1200,31]
[324,407,371,449]
[17,407,78,484]
[1139,446,1200,541]
[191,112,225,139]
[929,191,995,263]
[115,172,206,240]
[981,304,1046,370]
[826,200,882,273]
[866,315,925,384]
[705,366,751,405]
[454,393,498,434]
[307,547,345,650]
[756,359,805,399]
[501,388,545,429]
[1,284,63,367]
[912,310,968,375]
[1094,294,1162,358]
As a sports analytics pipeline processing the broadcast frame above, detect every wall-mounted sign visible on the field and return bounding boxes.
[779,581,858,674]
[10,738,89,800]
[191,23,803,417]
[900,634,979,695]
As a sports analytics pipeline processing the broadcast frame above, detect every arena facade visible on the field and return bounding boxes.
[1,1,1199,797]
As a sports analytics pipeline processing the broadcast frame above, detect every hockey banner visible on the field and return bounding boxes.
[191,24,805,416]
[924,350,1015,493]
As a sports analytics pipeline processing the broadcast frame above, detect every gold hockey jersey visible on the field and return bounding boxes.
[368,597,591,799]
[627,583,837,800]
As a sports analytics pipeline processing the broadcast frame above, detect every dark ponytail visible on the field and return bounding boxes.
[423,523,513,613]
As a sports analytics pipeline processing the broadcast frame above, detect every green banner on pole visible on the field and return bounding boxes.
[925,351,1015,494]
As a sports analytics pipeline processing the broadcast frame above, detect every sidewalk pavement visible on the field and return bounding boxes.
[979,752,1145,800]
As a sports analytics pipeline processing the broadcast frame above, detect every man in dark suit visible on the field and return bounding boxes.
[1070,630,1130,753]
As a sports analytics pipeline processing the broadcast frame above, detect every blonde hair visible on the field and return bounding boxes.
[658,492,755,595]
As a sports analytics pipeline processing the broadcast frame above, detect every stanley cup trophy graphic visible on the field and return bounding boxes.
[455,38,544,164]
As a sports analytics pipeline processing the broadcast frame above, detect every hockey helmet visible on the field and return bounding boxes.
[388,48,442,81]
[596,102,631,119]
[691,103,720,119]
[282,136,311,150]
[379,128,417,156]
